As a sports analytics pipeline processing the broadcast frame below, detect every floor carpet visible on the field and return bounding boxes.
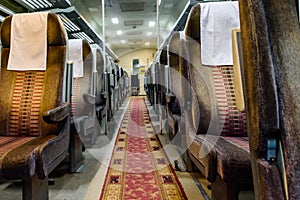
[99,97,188,200]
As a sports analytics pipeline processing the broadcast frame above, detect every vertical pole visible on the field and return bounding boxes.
[102,0,106,73]
[157,0,163,132]
[102,0,108,133]
[157,0,160,51]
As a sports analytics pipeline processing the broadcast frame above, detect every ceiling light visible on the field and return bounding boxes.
[111,17,119,24]
[117,30,123,35]
[147,32,153,36]
[145,42,150,46]
[158,0,162,6]
[148,21,155,27]
[121,40,126,44]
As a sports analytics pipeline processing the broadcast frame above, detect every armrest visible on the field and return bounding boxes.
[166,93,176,103]
[43,102,70,124]
[83,93,96,105]
[101,91,108,99]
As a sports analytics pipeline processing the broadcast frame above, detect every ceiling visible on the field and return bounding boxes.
[0,0,190,58]
[69,0,190,56]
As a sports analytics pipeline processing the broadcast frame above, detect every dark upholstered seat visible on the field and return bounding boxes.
[144,69,152,101]
[240,0,300,199]
[157,46,168,109]
[93,48,108,135]
[0,13,70,199]
[151,47,168,133]
[69,39,95,171]
[184,3,252,200]
[115,64,123,108]
[106,59,117,120]
[119,68,127,103]
[147,66,155,105]
[111,63,119,113]
[167,31,187,139]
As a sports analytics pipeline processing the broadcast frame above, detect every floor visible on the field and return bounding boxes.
[0,96,215,200]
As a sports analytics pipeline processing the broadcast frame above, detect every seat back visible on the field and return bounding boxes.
[168,31,187,116]
[156,46,168,109]
[93,48,105,106]
[240,0,300,199]
[69,39,93,118]
[0,13,67,137]
[184,2,246,137]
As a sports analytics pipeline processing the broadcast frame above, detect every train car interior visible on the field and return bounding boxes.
[0,0,299,199]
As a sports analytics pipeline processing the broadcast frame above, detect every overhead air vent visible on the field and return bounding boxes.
[124,19,144,26]
[119,2,144,12]
[129,44,142,48]
[126,31,143,36]
[128,39,142,43]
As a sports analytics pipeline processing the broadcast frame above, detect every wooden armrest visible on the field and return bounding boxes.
[43,102,70,124]
[83,93,96,105]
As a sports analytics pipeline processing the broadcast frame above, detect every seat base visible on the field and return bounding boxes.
[22,173,48,200]
[211,175,239,200]
[69,133,84,173]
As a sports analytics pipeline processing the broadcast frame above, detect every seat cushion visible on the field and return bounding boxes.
[188,134,217,182]
[215,136,252,183]
[0,136,36,180]
[189,135,251,183]
[167,114,181,136]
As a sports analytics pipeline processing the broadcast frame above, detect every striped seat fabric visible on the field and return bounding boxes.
[9,71,45,136]
[212,66,247,137]
[0,12,69,199]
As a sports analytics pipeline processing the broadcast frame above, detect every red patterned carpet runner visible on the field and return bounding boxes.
[100,97,187,200]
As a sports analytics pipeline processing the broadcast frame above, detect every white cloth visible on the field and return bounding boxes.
[92,48,97,73]
[8,12,48,71]
[69,39,84,78]
[200,2,240,66]
[179,31,185,40]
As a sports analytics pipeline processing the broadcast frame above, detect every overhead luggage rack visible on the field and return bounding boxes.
[2,0,118,60]
[14,0,71,11]
[51,6,118,60]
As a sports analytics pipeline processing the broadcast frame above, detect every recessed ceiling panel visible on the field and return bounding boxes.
[124,19,144,26]
[126,31,143,36]
[128,38,142,43]
[119,2,144,12]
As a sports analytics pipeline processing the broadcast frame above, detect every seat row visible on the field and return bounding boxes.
[146,1,300,199]
[0,12,129,199]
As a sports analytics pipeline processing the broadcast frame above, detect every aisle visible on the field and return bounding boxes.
[99,97,187,200]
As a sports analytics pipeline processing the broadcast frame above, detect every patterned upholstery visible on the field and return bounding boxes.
[212,66,247,136]
[240,0,300,199]
[0,12,69,199]
[184,3,252,199]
